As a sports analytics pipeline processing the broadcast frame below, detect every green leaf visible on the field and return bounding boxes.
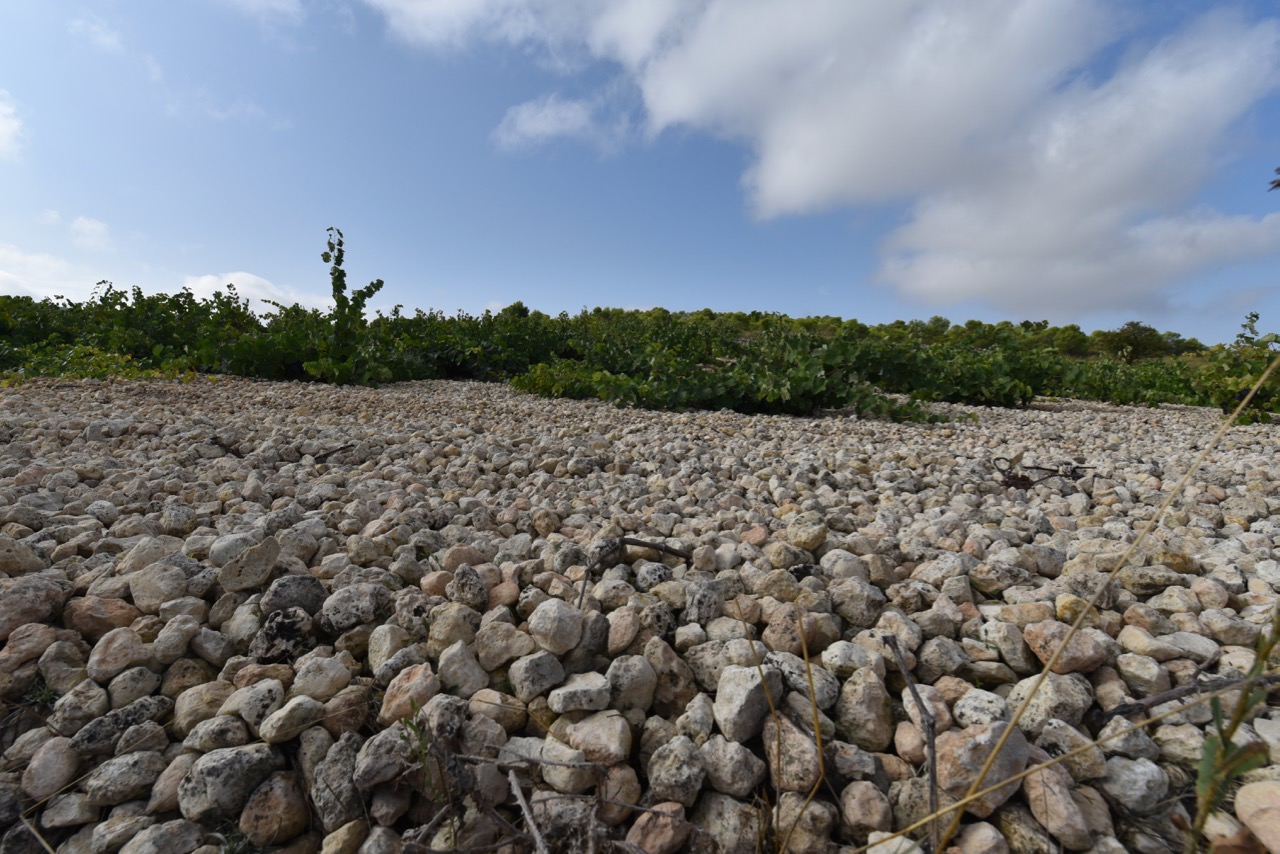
[1222,741,1268,779]
[1196,734,1223,800]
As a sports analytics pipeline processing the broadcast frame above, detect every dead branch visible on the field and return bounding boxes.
[577,537,693,609]
[454,752,607,776]
[313,443,353,463]
[509,769,551,854]
[1103,671,1280,721]
[886,633,938,854]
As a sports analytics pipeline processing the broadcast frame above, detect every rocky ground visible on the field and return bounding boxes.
[1,377,1279,854]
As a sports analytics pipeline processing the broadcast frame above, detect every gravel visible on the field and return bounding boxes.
[1,377,1279,853]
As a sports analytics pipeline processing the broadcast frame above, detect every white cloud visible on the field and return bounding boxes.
[0,244,102,302]
[69,15,123,52]
[38,210,61,225]
[361,0,564,49]
[0,90,23,160]
[587,0,687,69]
[635,1,1119,215]
[204,100,268,122]
[181,272,331,311]
[361,1,1280,314]
[880,12,1280,314]
[494,93,607,151]
[219,0,305,25]
[70,217,114,252]
[0,242,330,315]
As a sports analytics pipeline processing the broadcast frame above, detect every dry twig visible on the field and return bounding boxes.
[577,537,693,609]
[886,633,938,854]
[509,769,551,854]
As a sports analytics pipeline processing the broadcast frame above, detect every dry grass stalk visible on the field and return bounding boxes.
[935,351,1280,851]
[853,669,1279,853]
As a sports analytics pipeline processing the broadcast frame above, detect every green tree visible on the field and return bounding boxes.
[1090,321,1168,362]
[1052,324,1090,357]
[1161,330,1204,356]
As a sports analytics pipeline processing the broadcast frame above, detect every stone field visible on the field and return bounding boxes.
[1,377,1280,853]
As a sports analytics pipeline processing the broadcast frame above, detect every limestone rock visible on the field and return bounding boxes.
[1022,745,1092,850]
[762,713,822,793]
[646,735,705,807]
[527,597,584,655]
[935,721,1029,818]
[178,743,285,822]
[700,734,767,799]
[0,535,45,575]
[21,736,80,801]
[0,575,65,641]
[1099,756,1168,815]
[1004,672,1093,737]
[548,671,611,713]
[259,695,325,744]
[1235,781,1280,854]
[835,667,894,752]
[239,771,310,848]
[690,792,764,854]
[840,780,893,845]
[311,732,365,832]
[118,819,204,854]
[710,664,779,743]
[625,802,691,854]
[83,750,167,806]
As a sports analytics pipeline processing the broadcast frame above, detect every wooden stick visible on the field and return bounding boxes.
[886,634,939,853]
[509,769,550,854]
[1103,671,1280,721]
[576,537,693,609]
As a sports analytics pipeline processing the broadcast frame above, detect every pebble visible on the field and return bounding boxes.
[1,378,1278,852]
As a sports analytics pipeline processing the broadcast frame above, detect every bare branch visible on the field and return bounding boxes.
[509,770,550,854]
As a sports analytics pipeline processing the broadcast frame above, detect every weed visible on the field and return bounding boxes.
[210,825,260,854]
[1188,604,1280,850]
[396,701,456,817]
[21,679,59,711]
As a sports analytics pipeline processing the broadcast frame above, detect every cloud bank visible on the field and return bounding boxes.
[361,0,1280,315]
[181,272,331,312]
[0,241,328,317]
[0,244,92,301]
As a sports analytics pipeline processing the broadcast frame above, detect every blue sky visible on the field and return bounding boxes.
[2,1,1279,344]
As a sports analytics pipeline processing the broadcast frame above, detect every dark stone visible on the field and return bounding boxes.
[247,607,315,663]
[260,574,327,617]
